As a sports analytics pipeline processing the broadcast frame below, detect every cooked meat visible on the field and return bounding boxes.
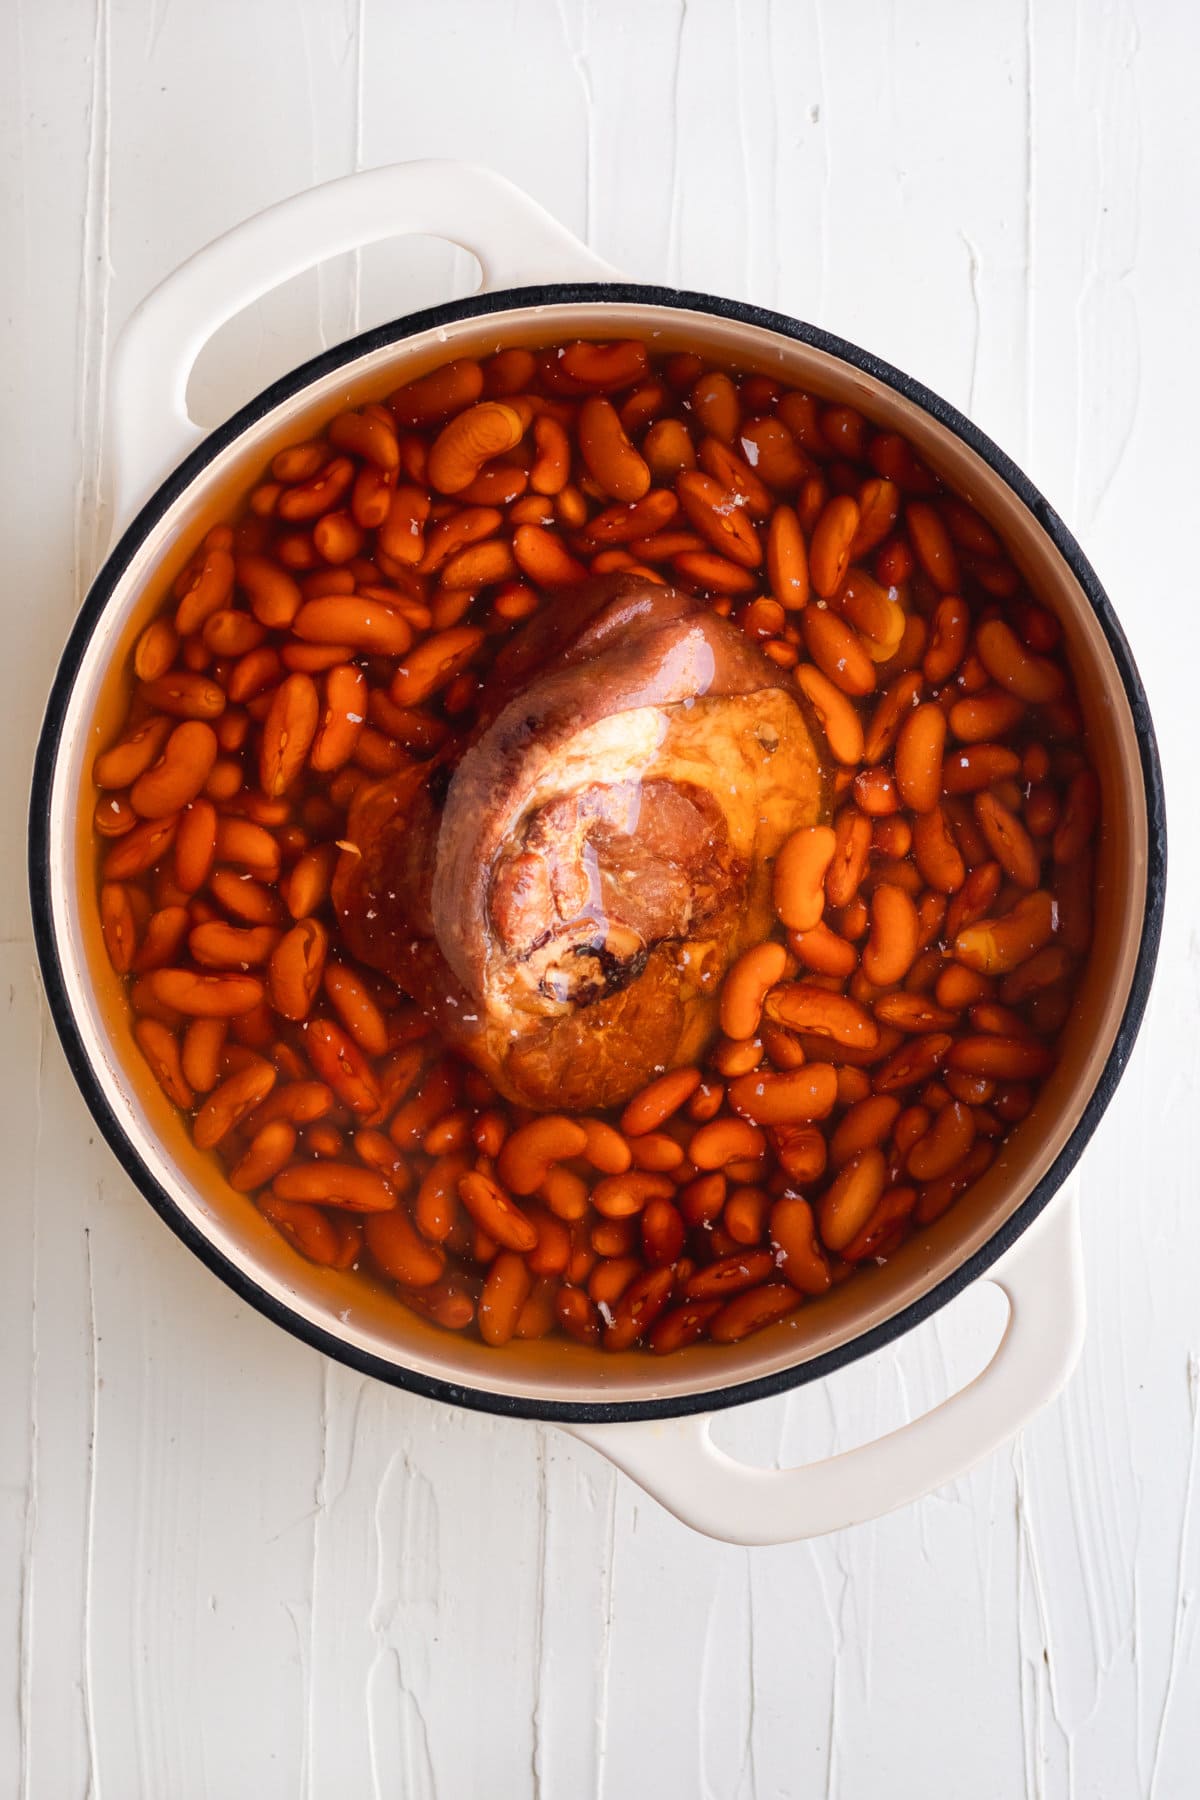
[333,574,826,1108]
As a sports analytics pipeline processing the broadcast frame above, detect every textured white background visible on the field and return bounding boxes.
[2,1,1196,1795]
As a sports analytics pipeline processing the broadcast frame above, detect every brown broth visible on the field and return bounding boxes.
[86,339,1099,1354]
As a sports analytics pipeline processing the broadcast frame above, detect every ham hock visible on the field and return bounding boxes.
[333,576,826,1109]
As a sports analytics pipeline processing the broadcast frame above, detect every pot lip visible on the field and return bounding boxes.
[28,280,1167,1424]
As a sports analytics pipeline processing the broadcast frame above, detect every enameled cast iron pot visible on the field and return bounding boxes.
[29,163,1166,1545]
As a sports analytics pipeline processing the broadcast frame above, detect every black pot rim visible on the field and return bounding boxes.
[28,281,1167,1424]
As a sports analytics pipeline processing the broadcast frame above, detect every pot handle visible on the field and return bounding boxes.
[563,1182,1084,1545]
[106,159,617,536]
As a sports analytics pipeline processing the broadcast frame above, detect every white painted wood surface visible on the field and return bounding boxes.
[3,0,1195,1792]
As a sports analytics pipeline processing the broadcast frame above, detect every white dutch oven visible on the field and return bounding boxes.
[30,162,1165,1545]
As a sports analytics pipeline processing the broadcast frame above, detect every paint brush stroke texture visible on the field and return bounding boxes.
[2,0,1197,1795]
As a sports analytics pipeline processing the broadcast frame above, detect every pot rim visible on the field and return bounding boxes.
[28,281,1167,1423]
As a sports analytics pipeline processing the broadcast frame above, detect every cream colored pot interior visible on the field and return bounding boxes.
[51,301,1148,1407]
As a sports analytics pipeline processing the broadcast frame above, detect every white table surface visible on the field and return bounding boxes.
[3,2,1196,1794]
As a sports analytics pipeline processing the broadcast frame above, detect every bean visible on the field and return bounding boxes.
[727,1064,838,1126]
[642,1198,687,1267]
[685,1250,775,1302]
[194,1060,276,1148]
[763,984,878,1052]
[132,905,189,974]
[906,1100,977,1181]
[719,941,788,1040]
[673,549,757,595]
[912,805,966,895]
[209,869,283,926]
[838,567,904,659]
[773,825,837,931]
[676,470,762,568]
[974,792,1040,889]
[457,1171,538,1252]
[809,495,860,596]
[408,1152,467,1243]
[620,1067,702,1136]
[133,1018,194,1109]
[174,547,235,634]
[307,664,366,774]
[768,1124,828,1184]
[825,808,872,908]
[275,456,355,523]
[149,969,263,1017]
[720,1183,770,1242]
[94,794,137,838]
[788,920,858,978]
[817,1148,887,1252]
[561,339,649,390]
[874,993,957,1033]
[1000,946,1074,1004]
[322,960,388,1055]
[189,921,279,968]
[949,690,1027,743]
[377,484,431,564]
[1053,769,1100,865]
[769,1196,833,1293]
[953,889,1055,975]
[99,882,138,973]
[840,1185,918,1262]
[578,397,651,502]
[801,606,876,696]
[512,523,588,585]
[495,1116,589,1195]
[478,1253,535,1347]
[557,1287,602,1346]
[93,721,171,804]
[293,596,413,657]
[592,1172,675,1219]
[642,419,698,483]
[525,413,570,494]
[213,817,280,882]
[390,358,484,427]
[946,1036,1055,1080]
[178,1018,224,1093]
[578,1119,632,1175]
[894,704,947,814]
[259,673,319,798]
[603,1267,675,1351]
[829,1095,902,1169]
[905,502,960,591]
[861,884,920,987]
[795,665,864,764]
[328,407,399,470]
[260,1195,349,1267]
[388,1061,459,1147]
[873,1033,954,1093]
[854,766,900,817]
[766,504,809,609]
[274,1160,396,1213]
[862,674,921,767]
[390,627,484,707]
[364,1208,446,1286]
[268,919,329,1020]
[975,619,1064,704]
[709,1283,801,1343]
[230,1121,297,1193]
[677,1172,727,1228]
[304,1017,381,1114]
[922,595,970,685]
[944,859,1001,941]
